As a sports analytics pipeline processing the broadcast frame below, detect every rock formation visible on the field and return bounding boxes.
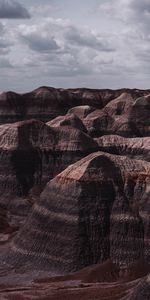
[95,135,150,161]
[47,112,87,133]
[0,87,149,299]
[0,118,98,236]
[1,152,148,276]
[83,93,150,138]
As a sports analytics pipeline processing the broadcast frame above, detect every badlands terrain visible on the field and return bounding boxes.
[0,86,149,299]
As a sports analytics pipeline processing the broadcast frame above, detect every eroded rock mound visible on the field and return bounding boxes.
[126,275,150,300]
[0,86,150,299]
[0,118,98,198]
[83,93,150,138]
[47,113,87,133]
[0,119,98,237]
[68,105,95,119]
[103,92,134,116]
[3,152,149,275]
[95,135,150,161]
[1,87,150,125]
[0,91,23,124]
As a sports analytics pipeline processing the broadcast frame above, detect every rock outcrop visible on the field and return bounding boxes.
[0,119,98,236]
[3,152,149,275]
[47,113,87,133]
[0,86,149,300]
[0,87,150,125]
[126,275,150,300]
[83,93,150,138]
[68,105,95,119]
[95,135,150,161]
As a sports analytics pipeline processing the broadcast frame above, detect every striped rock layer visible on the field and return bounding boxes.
[83,94,150,138]
[3,151,150,275]
[95,135,150,161]
[0,119,98,201]
[0,87,149,124]
[0,87,150,299]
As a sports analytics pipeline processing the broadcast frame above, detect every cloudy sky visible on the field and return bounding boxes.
[0,0,150,92]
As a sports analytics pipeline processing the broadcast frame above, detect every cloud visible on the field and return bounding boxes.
[21,32,60,53]
[18,18,114,55]
[98,0,150,29]
[0,21,12,54]
[14,17,117,83]
[29,4,58,18]
[0,57,12,67]
[1,2,150,92]
[130,0,150,17]
[0,0,31,19]
[97,0,150,66]
[65,26,114,51]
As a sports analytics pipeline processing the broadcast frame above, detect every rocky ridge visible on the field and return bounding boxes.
[0,87,149,299]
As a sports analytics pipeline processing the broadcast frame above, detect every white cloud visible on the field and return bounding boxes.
[0,57,12,67]
[1,0,150,91]
[98,0,150,29]
[14,18,115,79]
[64,26,114,51]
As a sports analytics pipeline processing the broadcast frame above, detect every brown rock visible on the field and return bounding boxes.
[0,119,98,236]
[95,135,150,161]
[0,87,150,125]
[5,152,149,274]
[47,113,87,133]
[68,105,95,119]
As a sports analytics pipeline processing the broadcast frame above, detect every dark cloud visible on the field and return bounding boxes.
[0,39,11,48]
[130,0,150,14]
[21,33,60,52]
[0,0,31,19]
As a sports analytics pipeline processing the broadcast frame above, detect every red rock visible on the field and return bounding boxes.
[95,135,150,161]
[4,152,149,275]
[47,113,87,133]
[0,86,149,299]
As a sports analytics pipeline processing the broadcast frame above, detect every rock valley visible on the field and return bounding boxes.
[0,86,149,299]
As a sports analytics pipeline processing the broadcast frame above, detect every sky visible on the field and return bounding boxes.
[0,0,150,92]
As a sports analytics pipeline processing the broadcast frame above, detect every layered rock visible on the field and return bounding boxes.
[83,93,150,138]
[3,151,149,274]
[68,105,95,119]
[126,275,150,300]
[47,113,87,133]
[0,119,98,210]
[83,109,114,137]
[0,86,150,298]
[0,91,23,124]
[128,95,150,137]
[0,206,10,234]
[1,87,150,125]
[103,92,135,116]
[95,135,150,161]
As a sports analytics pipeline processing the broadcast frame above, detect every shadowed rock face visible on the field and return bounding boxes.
[83,93,150,138]
[0,91,24,124]
[126,275,150,300]
[0,87,149,299]
[95,135,150,161]
[0,206,10,233]
[0,87,150,124]
[0,119,98,229]
[3,152,149,275]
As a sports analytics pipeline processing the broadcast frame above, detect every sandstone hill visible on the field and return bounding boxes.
[0,87,149,299]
